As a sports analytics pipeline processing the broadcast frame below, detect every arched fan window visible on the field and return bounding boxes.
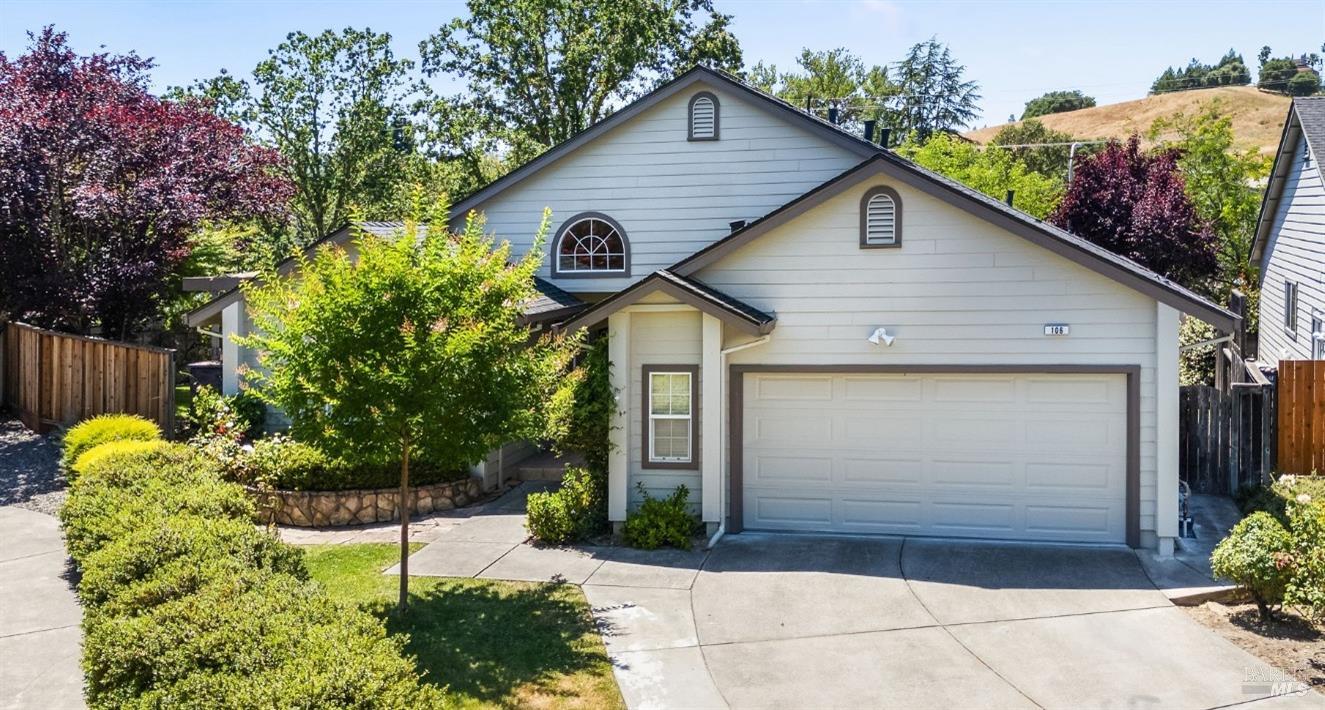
[553,213,630,277]
[860,186,902,248]
[688,92,720,141]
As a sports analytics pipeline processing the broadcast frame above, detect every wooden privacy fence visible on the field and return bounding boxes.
[1179,383,1275,495]
[1277,360,1324,475]
[1,322,175,434]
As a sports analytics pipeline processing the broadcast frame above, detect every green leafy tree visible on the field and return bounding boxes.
[890,38,981,140]
[1152,50,1250,94]
[1020,90,1095,119]
[1287,71,1321,97]
[899,133,1063,219]
[418,0,742,153]
[751,48,897,131]
[181,29,417,246]
[239,205,574,609]
[989,119,1079,178]
[1150,102,1272,302]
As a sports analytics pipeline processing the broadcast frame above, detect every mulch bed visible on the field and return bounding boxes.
[1183,601,1324,690]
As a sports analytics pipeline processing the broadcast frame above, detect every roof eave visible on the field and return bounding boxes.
[558,272,773,336]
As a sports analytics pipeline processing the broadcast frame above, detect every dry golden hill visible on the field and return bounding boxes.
[965,86,1292,155]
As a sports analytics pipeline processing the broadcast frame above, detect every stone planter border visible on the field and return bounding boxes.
[253,476,484,527]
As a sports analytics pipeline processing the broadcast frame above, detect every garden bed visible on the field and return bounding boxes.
[1182,601,1324,691]
[256,476,485,527]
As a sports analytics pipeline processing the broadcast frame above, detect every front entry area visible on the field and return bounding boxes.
[738,370,1129,543]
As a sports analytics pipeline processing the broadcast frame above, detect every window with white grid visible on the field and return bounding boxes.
[648,371,693,463]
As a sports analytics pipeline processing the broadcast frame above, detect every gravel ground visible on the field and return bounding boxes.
[0,417,67,515]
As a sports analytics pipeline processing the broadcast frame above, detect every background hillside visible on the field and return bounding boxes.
[965,86,1292,155]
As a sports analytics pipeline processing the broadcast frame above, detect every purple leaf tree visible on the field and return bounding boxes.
[0,27,291,338]
[1051,136,1218,293]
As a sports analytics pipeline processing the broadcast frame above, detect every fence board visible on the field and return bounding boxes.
[1277,361,1324,474]
[0,322,175,434]
[1180,383,1275,493]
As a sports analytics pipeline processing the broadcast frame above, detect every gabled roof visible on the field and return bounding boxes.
[559,270,775,336]
[669,153,1240,333]
[445,64,1235,332]
[446,65,881,224]
[1250,97,1325,268]
[184,221,584,327]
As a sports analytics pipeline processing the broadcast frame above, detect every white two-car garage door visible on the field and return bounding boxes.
[741,372,1128,543]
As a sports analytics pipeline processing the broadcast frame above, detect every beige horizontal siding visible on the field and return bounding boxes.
[696,179,1165,542]
[465,81,863,293]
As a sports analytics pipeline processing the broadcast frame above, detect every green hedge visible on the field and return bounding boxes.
[61,414,161,472]
[59,442,446,708]
[226,436,468,492]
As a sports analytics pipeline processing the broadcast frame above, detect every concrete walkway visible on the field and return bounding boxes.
[400,497,1322,709]
[0,506,84,710]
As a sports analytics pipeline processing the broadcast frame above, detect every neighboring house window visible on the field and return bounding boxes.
[688,92,719,141]
[860,186,902,248]
[644,366,697,467]
[1284,281,1298,333]
[1312,315,1324,360]
[553,213,629,277]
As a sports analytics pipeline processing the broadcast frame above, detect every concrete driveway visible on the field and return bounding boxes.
[584,534,1322,710]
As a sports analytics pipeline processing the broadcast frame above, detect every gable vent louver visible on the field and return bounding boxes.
[690,95,716,139]
[864,192,897,245]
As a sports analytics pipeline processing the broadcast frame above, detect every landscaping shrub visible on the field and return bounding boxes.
[61,414,161,471]
[1210,511,1294,621]
[1235,473,1325,523]
[187,385,265,440]
[71,439,169,481]
[526,466,607,544]
[222,435,467,492]
[59,442,444,707]
[544,337,614,472]
[1284,492,1324,623]
[623,484,698,550]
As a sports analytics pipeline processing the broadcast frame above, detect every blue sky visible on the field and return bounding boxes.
[2,0,1321,127]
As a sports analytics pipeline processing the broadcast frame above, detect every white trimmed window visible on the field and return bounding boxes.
[553,213,628,276]
[688,92,719,141]
[860,186,901,248]
[648,370,693,464]
[1284,281,1298,332]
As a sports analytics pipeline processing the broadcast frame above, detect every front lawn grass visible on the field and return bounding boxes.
[304,543,623,709]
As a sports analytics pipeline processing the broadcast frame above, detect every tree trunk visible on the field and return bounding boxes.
[398,437,411,611]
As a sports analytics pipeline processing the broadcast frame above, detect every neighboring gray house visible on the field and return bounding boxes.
[1251,97,1325,366]
[189,67,1238,554]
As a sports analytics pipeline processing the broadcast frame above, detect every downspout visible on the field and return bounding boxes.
[706,334,772,550]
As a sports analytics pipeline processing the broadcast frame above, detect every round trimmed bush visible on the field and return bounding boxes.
[1211,511,1294,620]
[71,439,169,481]
[61,414,161,471]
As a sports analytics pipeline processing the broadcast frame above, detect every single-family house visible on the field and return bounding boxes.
[188,66,1238,553]
[1251,96,1325,367]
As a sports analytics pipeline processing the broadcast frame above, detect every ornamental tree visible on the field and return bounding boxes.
[0,28,290,337]
[239,208,575,610]
[1050,136,1218,292]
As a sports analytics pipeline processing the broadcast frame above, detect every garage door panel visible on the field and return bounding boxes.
[753,415,831,443]
[930,417,1018,448]
[742,372,1127,544]
[841,499,923,529]
[1025,505,1115,536]
[841,456,924,484]
[841,376,923,401]
[1026,377,1113,404]
[754,375,833,400]
[932,377,1016,403]
[751,454,834,484]
[1025,461,1115,490]
[929,459,1016,487]
[1024,418,1114,448]
[751,495,833,527]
